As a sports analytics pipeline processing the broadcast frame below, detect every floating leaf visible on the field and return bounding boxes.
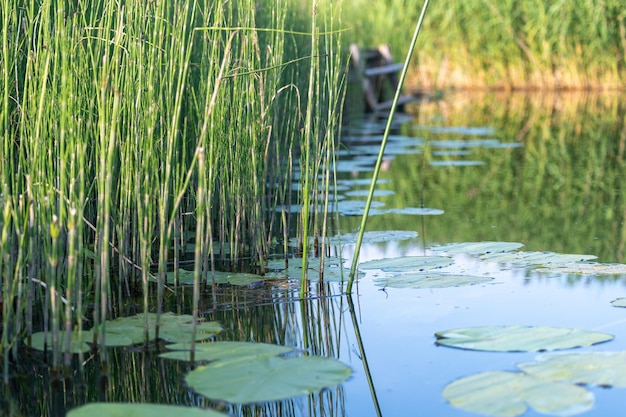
[359,256,453,272]
[29,330,93,353]
[374,272,493,289]
[172,269,266,286]
[429,160,485,167]
[67,403,229,417]
[480,251,597,267]
[186,355,351,403]
[327,230,418,246]
[344,189,395,198]
[611,298,626,308]
[442,370,594,417]
[28,313,222,352]
[432,150,472,156]
[161,341,294,362]
[337,199,386,216]
[518,351,626,388]
[430,241,523,255]
[536,262,626,276]
[265,257,357,282]
[435,326,613,352]
[106,312,222,343]
[388,207,444,215]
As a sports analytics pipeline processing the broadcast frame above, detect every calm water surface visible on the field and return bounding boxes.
[335,91,626,416]
[9,92,626,417]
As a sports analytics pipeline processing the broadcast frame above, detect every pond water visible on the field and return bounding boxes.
[7,91,626,417]
[334,91,626,417]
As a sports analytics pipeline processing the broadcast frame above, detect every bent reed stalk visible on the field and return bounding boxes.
[0,0,345,371]
[347,0,431,292]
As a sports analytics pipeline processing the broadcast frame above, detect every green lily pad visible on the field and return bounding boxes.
[186,355,351,403]
[373,272,493,289]
[429,160,485,167]
[480,251,597,266]
[265,256,357,282]
[518,351,626,388]
[160,341,294,362]
[442,370,594,417]
[327,230,419,245]
[67,403,229,417]
[536,262,626,276]
[430,241,524,255]
[435,326,613,352]
[28,313,222,351]
[106,312,222,343]
[359,256,453,272]
[388,207,444,215]
[171,269,265,286]
[611,298,626,308]
[29,330,93,353]
[344,189,395,198]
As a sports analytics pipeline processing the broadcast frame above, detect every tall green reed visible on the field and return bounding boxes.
[1,0,347,368]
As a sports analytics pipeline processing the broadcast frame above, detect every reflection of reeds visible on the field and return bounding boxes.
[1,0,344,379]
[8,282,350,416]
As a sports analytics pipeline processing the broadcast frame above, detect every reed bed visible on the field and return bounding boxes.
[340,0,626,90]
[0,0,345,376]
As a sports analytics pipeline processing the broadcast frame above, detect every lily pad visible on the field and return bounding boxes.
[344,189,395,198]
[374,272,493,289]
[611,298,626,308]
[160,341,294,362]
[388,207,445,215]
[442,370,594,417]
[359,256,453,272]
[518,351,626,388]
[435,326,613,352]
[186,355,352,403]
[265,256,357,282]
[67,403,229,417]
[28,313,222,351]
[337,199,386,216]
[430,241,524,255]
[429,160,485,167]
[536,262,626,276]
[29,330,93,353]
[106,312,222,343]
[480,251,597,267]
[171,269,266,286]
[327,230,419,246]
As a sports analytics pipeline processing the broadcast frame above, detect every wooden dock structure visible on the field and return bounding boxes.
[349,44,416,113]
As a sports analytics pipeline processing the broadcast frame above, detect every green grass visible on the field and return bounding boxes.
[339,0,626,90]
[0,0,345,370]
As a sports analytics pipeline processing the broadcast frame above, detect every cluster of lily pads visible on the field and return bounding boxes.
[28,313,352,417]
[359,239,626,416]
[436,324,626,417]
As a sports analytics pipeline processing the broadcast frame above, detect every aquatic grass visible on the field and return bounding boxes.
[1,0,347,373]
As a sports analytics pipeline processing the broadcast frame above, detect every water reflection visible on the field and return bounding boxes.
[8,92,626,417]
[341,91,626,264]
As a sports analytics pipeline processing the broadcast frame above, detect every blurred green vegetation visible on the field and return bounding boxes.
[339,0,626,90]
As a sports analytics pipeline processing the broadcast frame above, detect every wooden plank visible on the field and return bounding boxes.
[363,63,404,77]
[373,94,415,111]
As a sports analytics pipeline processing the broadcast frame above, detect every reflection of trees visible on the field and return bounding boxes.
[340,92,626,263]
